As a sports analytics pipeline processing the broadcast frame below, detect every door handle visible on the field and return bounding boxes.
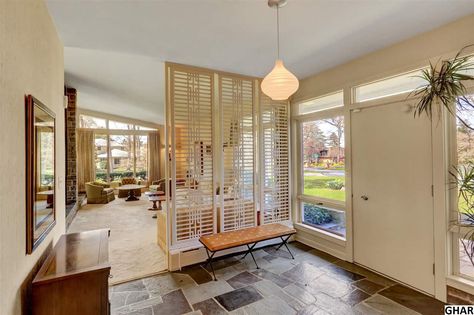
[361,195,368,201]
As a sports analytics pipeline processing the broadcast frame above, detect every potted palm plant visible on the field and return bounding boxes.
[411,45,474,270]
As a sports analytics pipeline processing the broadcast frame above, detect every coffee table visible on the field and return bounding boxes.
[118,184,146,201]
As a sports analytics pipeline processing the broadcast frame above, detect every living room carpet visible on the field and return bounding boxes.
[68,196,167,284]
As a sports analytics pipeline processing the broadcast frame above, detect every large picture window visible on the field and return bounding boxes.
[302,116,345,202]
[135,135,148,179]
[297,93,346,239]
[110,135,134,180]
[452,93,474,280]
[79,114,156,183]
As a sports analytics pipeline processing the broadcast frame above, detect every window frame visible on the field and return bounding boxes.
[78,113,157,131]
[78,114,156,182]
[294,97,346,239]
[297,90,344,115]
[352,68,427,104]
[448,84,474,282]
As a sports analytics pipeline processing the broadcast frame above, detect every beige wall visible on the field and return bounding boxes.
[0,0,64,314]
[292,13,474,104]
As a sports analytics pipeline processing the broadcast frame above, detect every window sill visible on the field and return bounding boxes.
[447,275,474,296]
[294,222,346,246]
[297,195,345,209]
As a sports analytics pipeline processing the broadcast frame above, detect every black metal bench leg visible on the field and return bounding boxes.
[275,240,285,251]
[240,242,256,260]
[205,248,217,281]
[240,247,251,260]
[278,235,294,259]
[246,243,259,269]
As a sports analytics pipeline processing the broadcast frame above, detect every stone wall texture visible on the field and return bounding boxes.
[65,87,77,205]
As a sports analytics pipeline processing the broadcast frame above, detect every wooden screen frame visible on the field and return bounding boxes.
[165,62,291,247]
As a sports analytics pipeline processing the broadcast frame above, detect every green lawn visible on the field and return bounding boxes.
[304,175,345,202]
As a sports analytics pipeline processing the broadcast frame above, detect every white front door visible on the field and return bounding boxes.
[351,101,435,295]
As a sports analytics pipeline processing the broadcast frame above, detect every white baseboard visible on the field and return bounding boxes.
[295,230,347,261]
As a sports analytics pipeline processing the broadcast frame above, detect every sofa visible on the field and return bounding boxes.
[85,182,115,204]
[118,177,142,198]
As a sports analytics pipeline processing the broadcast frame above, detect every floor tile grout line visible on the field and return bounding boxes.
[211,296,230,314]
[110,242,442,315]
[369,293,425,315]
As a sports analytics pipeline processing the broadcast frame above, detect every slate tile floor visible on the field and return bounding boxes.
[110,242,445,315]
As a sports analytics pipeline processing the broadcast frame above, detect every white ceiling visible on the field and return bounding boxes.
[46,0,474,124]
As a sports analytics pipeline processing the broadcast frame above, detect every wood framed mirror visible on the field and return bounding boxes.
[26,95,56,254]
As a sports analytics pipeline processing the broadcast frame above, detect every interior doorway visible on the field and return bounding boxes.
[69,114,168,285]
[351,100,435,295]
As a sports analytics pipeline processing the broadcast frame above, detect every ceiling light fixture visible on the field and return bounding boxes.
[261,0,299,101]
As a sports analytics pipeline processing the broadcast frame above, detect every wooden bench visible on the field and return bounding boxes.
[199,223,296,280]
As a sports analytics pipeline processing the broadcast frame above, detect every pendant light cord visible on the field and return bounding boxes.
[276,5,280,60]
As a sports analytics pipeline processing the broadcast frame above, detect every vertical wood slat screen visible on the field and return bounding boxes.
[260,94,290,224]
[170,67,215,243]
[219,76,255,231]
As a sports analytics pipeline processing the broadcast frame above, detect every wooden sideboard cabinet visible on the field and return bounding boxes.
[32,229,111,315]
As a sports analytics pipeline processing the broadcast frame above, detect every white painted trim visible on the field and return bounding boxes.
[432,106,449,302]
[294,222,346,245]
[292,102,350,261]
[295,228,347,261]
[343,84,354,262]
[297,195,345,211]
[292,106,344,122]
[447,276,474,296]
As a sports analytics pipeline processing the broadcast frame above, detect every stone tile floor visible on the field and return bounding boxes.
[110,242,445,315]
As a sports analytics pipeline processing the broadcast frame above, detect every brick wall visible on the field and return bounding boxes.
[65,87,77,205]
[447,286,474,304]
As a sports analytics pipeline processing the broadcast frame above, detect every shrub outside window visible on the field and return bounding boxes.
[302,203,346,237]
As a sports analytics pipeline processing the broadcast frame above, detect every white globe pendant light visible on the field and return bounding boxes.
[261,0,299,101]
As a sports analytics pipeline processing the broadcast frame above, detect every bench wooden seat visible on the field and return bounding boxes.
[199,223,296,280]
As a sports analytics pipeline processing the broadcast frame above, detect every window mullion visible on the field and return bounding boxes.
[133,135,137,178]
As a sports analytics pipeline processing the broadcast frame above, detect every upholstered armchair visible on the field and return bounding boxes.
[118,177,142,198]
[150,179,166,193]
[149,178,192,198]
[85,182,115,204]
